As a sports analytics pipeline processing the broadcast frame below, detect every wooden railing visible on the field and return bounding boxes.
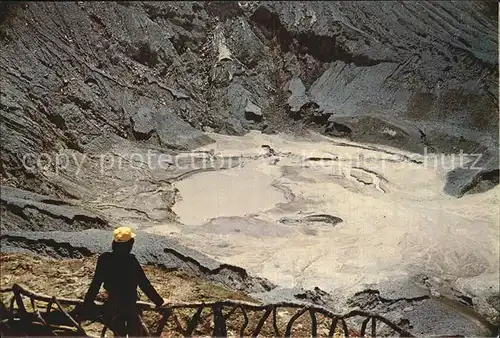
[0,284,413,337]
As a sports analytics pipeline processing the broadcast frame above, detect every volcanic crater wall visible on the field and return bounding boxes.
[0,1,498,203]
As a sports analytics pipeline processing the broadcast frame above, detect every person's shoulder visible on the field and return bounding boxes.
[127,253,142,265]
[127,253,139,261]
[97,252,113,262]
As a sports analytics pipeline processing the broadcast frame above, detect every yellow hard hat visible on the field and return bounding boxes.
[113,226,136,242]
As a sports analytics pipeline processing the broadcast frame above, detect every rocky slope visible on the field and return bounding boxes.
[0,1,498,199]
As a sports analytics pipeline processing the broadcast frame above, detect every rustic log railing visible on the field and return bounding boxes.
[0,284,413,337]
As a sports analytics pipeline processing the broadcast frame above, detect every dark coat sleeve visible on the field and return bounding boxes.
[134,257,163,306]
[83,254,106,308]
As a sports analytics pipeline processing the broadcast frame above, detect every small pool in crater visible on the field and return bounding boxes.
[172,162,286,225]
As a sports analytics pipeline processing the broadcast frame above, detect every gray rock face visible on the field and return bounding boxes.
[349,276,499,336]
[252,1,499,195]
[349,290,492,336]
[153,107,213,150]
[131,107,156,138]
[244,99,263,122]
[0,1,497,197]
[1,186,108,232]
[286,77,309,113]
[444,150,500,197]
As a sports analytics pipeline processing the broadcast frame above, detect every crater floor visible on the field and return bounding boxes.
[148,131,499,319]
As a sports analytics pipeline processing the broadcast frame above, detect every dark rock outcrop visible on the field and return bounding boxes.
[348,289,493,336]
[444,151,499,197]
[1,186,109,232]
[279,214,343,226]
[347,274,500,336]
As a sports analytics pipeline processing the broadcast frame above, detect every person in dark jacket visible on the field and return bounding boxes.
[81,226,167,336]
